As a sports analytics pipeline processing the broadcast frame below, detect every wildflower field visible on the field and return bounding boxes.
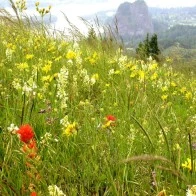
[0,1,196,196]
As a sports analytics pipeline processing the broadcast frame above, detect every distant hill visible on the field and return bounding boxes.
[163,45,196,73]
[158,25,196,49]
[113,0,153,41]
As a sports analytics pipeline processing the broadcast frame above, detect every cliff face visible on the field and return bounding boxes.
[114,0,154,39]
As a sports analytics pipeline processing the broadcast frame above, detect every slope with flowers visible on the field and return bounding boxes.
[0,2,196,196]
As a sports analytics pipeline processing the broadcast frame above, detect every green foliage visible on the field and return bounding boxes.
[136,33,161,61]
[159,25,196,49]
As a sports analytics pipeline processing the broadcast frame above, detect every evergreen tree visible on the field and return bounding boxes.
[149,34,160,58]
[136,33,161,61]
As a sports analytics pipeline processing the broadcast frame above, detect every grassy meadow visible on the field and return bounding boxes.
[0,1,196,196]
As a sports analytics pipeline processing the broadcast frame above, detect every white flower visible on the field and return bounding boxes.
[7,123,19,133]
[48,185,66,196]
[186,185,196,196]
[108,69,114,76]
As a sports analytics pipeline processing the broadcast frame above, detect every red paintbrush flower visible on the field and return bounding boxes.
[17,124,34,143]
[30,192,37,196]
[106,115,116,122]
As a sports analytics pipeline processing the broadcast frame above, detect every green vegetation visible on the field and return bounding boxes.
[0,1,196,196]
[136,33,160,61]
[158,25,196,49]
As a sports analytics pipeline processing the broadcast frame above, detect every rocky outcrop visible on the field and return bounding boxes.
[114,0,154,40]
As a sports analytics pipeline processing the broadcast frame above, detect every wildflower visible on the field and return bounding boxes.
[106,115,116,122]
[138,70,145,82]
[30,192,37,196]
[48,185,66,196]
[102,115,116,129]
[182,158,195,171]
[185,92,193,100]
[16,62,29,70]
[26,54,34,60]
[66,50,76,60]
[150,72,158,80]
[22,139,37,159]
[186,185,196,196]
[42,61,52,73]
[7,123,19,134]
[90,73,99,85]
[17,124,34,143]
[63,122,78,136]
[161,94,168,101]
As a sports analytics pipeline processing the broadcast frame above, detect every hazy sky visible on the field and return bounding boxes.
[108,0,196,8]
[2,0,196,32]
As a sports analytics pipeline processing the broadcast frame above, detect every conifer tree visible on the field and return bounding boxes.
[149,34,160,59]
[136,33,160,61]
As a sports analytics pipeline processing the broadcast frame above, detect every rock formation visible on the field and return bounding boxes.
[114,0,154,40]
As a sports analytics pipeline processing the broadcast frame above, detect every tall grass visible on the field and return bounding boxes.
[0,1,195,195]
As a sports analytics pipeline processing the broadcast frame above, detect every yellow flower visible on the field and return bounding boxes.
[161,94,168,101]
[162,86,168,92]
[114,70,121,75]
[16,62,29,70]
[138,70,145,81]
[130,71,137,78]
[149,62,158,71]
[42,61,52,73]
[66,50,76,60]
[102,121,112,129]
[91,73,99,80]
[54,56,62,61]
[41,75,50,82]
[150,72,158,80]
[182,158,195,171]
[185,92,192,100]
[171,81,177,87]
[180,87,187,94]
[63,122,78,136]
[26,54,34,60]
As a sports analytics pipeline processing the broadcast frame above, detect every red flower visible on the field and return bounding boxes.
[106,115,116,122]
[30,192,37,196]
[27,139,37,149]
[17,124,34,143]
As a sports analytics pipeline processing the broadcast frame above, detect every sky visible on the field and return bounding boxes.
[2,0,196,33]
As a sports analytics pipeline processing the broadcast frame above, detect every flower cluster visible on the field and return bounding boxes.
[16,124,37,159]
[102,115,117,129]
[182,158,196,172]
[63,122,78,137]
[48,185,66,196]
